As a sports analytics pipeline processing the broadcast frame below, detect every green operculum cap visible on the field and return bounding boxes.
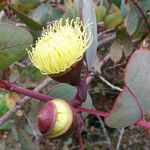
[37,99,78,139]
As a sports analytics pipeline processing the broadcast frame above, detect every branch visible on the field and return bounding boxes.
[97,116,113,150]
[0,78,53,126]
[116,128,125,150]
[0,80,54,102]
[97,33,116,48]
[98,75,123,91]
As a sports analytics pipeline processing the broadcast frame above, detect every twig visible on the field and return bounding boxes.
[23,111,40,150]
[98,75,123,91]
[116,128,125,150]
[97,116,113,150]
[97,33,116,48]
[87,54,110,84]
[130,0,150,32]
[98,29,115,40]
[0,78,52,126]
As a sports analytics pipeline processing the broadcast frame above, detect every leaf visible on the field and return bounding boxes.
[111,0,121,7]
[110,40,123,63]
[120,0,127,18]
[48,83,76,100]
[138,0,150,13]
[104,12,122,29]
[30,4,63,26]
[122,35,133,57]
[10,0,38,13]
[105,48,150,128]
[62,0,81,20]
[0,91,8,114]
[48,83,93,118]
[82,0,98,70]
[105,87,141,128]
[95,5,106,22]
[0,120,14,131]
[0,23,33,69]
[126,5,139,35]
[125,49,150,114]
[29,4,50,26]
[9,5,43,31]
[48,7,64,21]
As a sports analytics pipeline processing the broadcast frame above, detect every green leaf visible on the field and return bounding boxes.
[82,0,98,70]
[126,5,139,35]
[10,0,38,13]
[0,120,13,131]
[120,0,127,18]
[110,40,123,63]
[9,5,43,31]
[105,87,141,128]
[30,4,63,26]
[48,83,93,118]
[125,50,150,113]
[122,35,133,57]
[111,0,121,7]
[29,4,50,26]
[0,92,8,114]
[62,0,81,19]
[106,48,150,128]
[139,0,150,13]
[0,23,33,69]
[104,12,122,29]
[48,83,76,100]
[95,5,106,22]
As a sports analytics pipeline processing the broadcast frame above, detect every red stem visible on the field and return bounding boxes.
[0,80,54,102]
[76,106,109,117]
[136,119,150,128]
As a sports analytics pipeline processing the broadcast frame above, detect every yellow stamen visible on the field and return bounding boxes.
[27,17,92,74]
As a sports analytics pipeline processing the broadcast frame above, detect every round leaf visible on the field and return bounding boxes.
[110,40,123,63]
[105,87,141,128]
[125,49,150,113]
[0,23,33,69]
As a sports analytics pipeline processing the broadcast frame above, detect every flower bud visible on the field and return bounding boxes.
[37,99,78,139]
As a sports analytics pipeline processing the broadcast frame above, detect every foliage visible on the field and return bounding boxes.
[0,0,149,149]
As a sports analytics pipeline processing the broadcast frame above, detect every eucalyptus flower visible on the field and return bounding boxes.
[28,17,92,85]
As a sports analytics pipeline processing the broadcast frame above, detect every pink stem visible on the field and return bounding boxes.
[76,106,109,117]
[0,80,54,102]
[136,119,150,128]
